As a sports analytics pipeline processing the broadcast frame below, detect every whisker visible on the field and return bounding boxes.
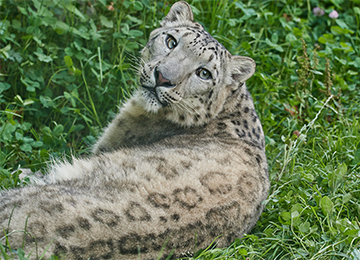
[125,52,144,72]
[130,64,142,73]
[176,102,193,115]
[181,99,197,112]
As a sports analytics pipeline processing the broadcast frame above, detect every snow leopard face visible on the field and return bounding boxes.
[138,1,255,126]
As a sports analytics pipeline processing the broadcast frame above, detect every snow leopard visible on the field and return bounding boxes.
[0,1,269,259]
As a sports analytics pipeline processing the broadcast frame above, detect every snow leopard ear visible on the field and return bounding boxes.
[161,1,194,27]
[229,56,256,84]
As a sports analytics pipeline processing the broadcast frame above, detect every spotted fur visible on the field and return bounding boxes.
[0,2,269,259]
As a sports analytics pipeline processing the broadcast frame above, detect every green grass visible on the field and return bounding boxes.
[1,0,360,259]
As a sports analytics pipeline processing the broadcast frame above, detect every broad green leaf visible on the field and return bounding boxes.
[291,211,299,218]
[40,95,54,108]
[331,26,354,35]
[330,0,343,8]
[100,15,113,28]
[271,33,278,44]
[113,32,124,39]
[265,136,275,146]
[55,20,69,34]
[263,12,274,25]
[0,44,11,59]
[31,141,43,148]
[60,106,70,114]
[126,15,143,25]
[331,26,344,34]
[65,47,74,56]
[275,45,284,52]
[335,19,349,29]
[64,4,86,21]
[226,18,237,27]
[34,48,53,63]
[352,57,360,68]
[292,27,302,38]
[279,17,292,31]
[318,34,336,44]
[303,173,315,182]
[343,193,352,203]
[318,37,326,44]
[344,229,360,237]
[279,211,291,224]
[75,51,85,61]
[133,1,143,11]
[121,23,130,35]
[285,33,297,43]
[354,7,360,16]
[97,0,106,6]
[53,125,64,136]
[241,42,251,50]
[238,248,247,255]
[340,42,354,52]
[32,0,53,17]
[0,82,11,94]
[299,221,310,233]
[40,149,49,159]
[20,122,32,131]
[42,17,58,27]
[42,127,52,138]
[234,2,256,17]
[15,132,23,140]
[12,19,21,30]
[69,124,84,133]
[320,196,333,215]
[33,17,42,27]
[291,203,303,213]
[265,38,276,47]
[310,225,318,233]
[329,163,347,193]
[17,6,28,15]
[124,41,139,51]
[335,56,347,65]
[265,38,284,52]
[23,137,34,142]
[128,30,143,38]
[20,143,32,152]
[74,69,82,76]
[64,55,73,68]
[8,51,23,63]
[20,77,40,92]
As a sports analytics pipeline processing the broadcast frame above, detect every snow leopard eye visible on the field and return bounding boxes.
[196,68,212,80]
[166,35,177,49]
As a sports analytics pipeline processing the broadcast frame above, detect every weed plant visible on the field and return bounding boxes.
[0,0,359,259]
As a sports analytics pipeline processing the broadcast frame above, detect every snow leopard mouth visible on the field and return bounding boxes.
[141,85,169,106]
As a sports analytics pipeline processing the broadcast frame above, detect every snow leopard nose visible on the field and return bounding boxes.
[155,67,174,88]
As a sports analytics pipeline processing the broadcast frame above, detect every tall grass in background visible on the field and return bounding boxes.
[0,0,359,259]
